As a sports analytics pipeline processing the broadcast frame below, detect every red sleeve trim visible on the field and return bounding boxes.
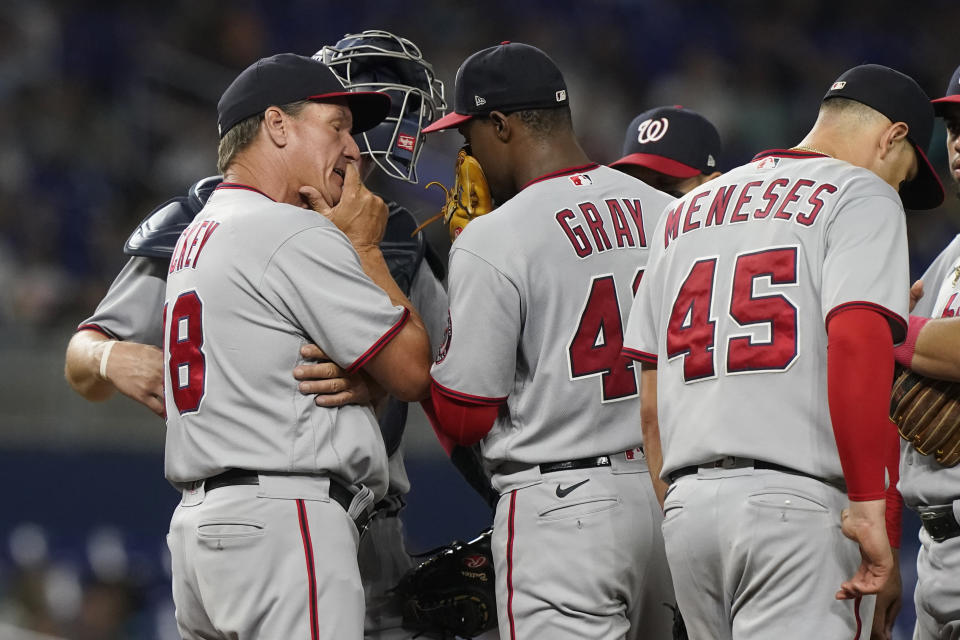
[76,323,119,340]
[431,376,507,407]
[429,380,501,446]
[622,347,657,364]
[825,301,906,342]
[345,307,410,374]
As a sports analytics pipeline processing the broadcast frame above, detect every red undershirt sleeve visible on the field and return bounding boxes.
[826,307,895,502]
[884,423,903,548]
[421,380,502,448]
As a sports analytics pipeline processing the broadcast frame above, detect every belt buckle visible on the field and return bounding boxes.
[712,456,739,469]
[919,507,956,543]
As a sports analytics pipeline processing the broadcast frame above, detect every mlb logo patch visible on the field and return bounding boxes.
[755,156,780,170]
[624,447,645,461]
[569,174,592,186]
[831,81,847,90]
[396,134,416,152]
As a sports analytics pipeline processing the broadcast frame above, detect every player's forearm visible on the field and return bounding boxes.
[903,316,960,381]
[640,365,668,507]
[642,421,668,508]
[64,331,116,402]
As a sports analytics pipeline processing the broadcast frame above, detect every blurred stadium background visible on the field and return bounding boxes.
[1,0,957,637]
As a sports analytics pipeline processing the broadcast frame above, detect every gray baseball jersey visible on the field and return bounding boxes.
[78,256,166,345]
[624,149,909,483]
[901,233,960,507]
[432,163,673,489]
[624,148,908,639]
[432,162,677,639]
[900,234,960,640]
[162,184,408,499]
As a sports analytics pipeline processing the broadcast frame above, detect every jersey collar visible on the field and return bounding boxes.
[215,182,276,201]
[521,162,601,191]
[752,148,829,161]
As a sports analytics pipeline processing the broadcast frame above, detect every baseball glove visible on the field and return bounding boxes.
[414,147,493,241]
[890,366,960,466]
[392,528,497,638]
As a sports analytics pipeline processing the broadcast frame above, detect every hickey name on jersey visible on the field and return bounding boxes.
[663,178,838,249]
[555,198,647,259]
[169,220,221,274]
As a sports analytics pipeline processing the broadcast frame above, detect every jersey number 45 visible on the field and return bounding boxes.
[668,246,799,382]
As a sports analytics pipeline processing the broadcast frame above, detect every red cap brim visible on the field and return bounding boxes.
[422,111,474,133]
[933,95,960,115]
[608,153,701,179]
[900,144,945,211]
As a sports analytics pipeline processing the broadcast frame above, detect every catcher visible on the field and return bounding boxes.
[887,65,960,640]
[388,146,499,640]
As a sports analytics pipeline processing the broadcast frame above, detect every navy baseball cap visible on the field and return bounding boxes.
[932,64,960,115]
[217,53,391,139]
[609,106,721,178]
[823,64,943,210]
[422,42,568,133]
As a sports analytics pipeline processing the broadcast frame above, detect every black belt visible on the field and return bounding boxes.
[918,505,960,543]
[540,455,612,474]
[372,494,406,519]
[204,469,372,532]
[669,458,813,484]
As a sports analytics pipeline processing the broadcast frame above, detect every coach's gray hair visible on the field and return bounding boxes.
[217,100,312,174]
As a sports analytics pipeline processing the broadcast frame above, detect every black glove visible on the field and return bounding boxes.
[392,528,497,638]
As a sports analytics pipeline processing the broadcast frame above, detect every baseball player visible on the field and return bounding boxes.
[887,63,960,640]
[623,63,943,640]
[610,105,723,197]
[186,52,434,640]
[65,33,453,640]
[422,42,677,639]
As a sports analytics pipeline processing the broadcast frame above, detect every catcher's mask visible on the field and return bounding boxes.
[317,30,446,184]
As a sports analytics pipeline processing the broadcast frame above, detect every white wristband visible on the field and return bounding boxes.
[99,340,117,381]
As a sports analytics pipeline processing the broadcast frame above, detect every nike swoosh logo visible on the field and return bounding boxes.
[555,479,590,498]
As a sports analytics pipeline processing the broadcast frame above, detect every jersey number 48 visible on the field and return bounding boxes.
[164,291,206,414]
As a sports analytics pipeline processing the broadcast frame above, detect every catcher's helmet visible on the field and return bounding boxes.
[317,30,446,184]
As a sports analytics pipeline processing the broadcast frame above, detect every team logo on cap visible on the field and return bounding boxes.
[637,117,669,144]
[396,134,416,152]
[475,95,486,107]
[831,81,847,90]
[556,90,567,102]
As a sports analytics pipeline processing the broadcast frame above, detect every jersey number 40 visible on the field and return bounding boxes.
[668,246,798,382]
